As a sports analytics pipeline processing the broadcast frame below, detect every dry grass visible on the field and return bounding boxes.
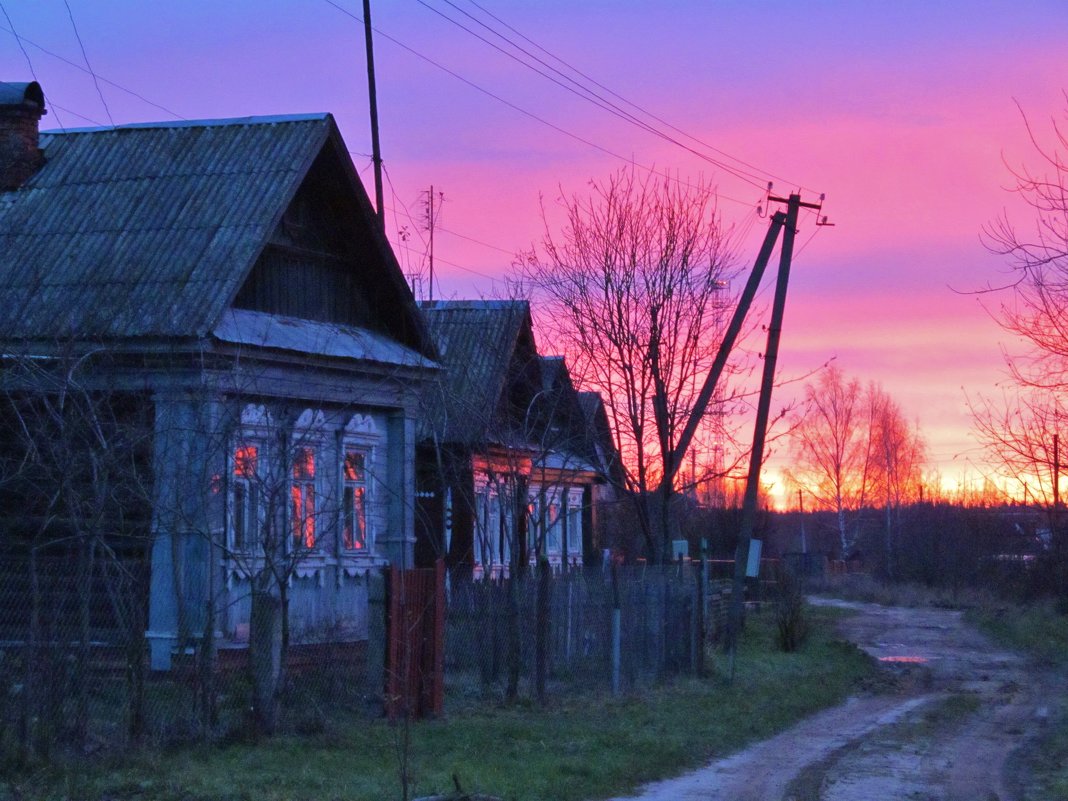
[804,573,1000,610]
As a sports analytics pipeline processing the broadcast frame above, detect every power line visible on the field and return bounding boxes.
[62,0,114,127]
[0,2,510,292]
[393,238,506,283]
[436,223,515,257]
[321,0,763,210]
[0,78,101,126]
[462,0,818,197]
[0,23,186,121]
[0,2,68,130]
[421,0,778,193]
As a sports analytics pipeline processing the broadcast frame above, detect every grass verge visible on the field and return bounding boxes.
[965,600,1068,669]
[804,572,998,610]
[6,606,874,801]
[966,599,1068,800]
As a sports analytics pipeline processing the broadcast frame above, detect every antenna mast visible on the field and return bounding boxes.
[424,186,443,302]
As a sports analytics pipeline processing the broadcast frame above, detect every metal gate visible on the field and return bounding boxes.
[385,559,445,719]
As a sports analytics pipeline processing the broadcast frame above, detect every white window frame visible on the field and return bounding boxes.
[339,413,379,557]
[227,404,272,555]
[290,409,327,554]
[229,440,263,553]
[565,488,584,565]
[341,446,371,552]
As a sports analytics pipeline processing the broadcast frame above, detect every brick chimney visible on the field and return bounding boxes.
[0,81,46,190]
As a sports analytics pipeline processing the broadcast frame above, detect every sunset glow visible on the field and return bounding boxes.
[6,1,1066,490]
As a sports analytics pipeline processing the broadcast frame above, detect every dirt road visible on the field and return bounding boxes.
[604,598,1053,801]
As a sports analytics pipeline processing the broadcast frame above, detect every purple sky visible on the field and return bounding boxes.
[3,0,1066,499]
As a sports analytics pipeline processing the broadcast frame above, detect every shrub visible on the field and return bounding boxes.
[774,571,808,652]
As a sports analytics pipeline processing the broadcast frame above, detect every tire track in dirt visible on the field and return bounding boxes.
[603,598,1045,801]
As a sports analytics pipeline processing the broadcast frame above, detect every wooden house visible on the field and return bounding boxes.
[0,82,437,670]
[414,300,607,576]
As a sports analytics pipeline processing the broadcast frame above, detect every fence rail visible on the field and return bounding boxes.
[443,563,734,700]
[0,558,756,764]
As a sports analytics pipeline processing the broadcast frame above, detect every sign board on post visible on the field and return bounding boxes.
[672,539,688,560]
[746,539,763,578]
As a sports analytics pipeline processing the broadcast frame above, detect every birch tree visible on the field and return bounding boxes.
[787,368,926,561]
[785,365,871,554]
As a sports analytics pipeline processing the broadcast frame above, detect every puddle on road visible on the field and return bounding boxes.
[878,656,929,663]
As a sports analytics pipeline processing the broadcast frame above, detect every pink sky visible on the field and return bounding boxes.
[3,0,1066,495]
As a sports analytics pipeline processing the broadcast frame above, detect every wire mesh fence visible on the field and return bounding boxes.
[0,555,740,766]
[443,563,733,703]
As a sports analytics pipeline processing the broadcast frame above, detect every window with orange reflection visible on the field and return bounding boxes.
[343,449,367,550]
[291,447,316,550]
[234,445,258,478]
[231,444,259,551]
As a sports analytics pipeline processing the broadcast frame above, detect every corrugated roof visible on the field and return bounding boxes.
[578,390,623,485]
[419,299,537,445]
[0,114,331,340]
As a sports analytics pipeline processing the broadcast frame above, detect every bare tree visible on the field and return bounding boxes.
[174,397,398,738]
[982,99,1068,392]
[869,387,926,578]
[786,368,926,564]
[971,389,1065,508]
[976,98,1068,577]
[515,167,740,561]
[0,349,153,760]
[785,365,873,555]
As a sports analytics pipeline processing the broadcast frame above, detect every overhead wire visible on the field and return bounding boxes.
[422,0,778,194]
[0,23,186,121]
[61,0,114,127]
[320,0,763,210]
[462,0,819,197]
[436,224,515,257]
[0,2,68,130]
[1,2,519,288]
[382,162,429,281]
[393,239,506,284]
[8,2,804,293]
[0,76,101,126]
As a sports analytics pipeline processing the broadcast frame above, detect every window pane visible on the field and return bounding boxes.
[233,482,246,550]
[343,449,367,550]
[293,447,315,479]
[234,445,257,478]
[344,451,364,481]
[248,483,259,547]
[353,486,365,548]
[304,486,315,547]
[344,485,366,549]
[291,482,315,549]
[546,502,561,552]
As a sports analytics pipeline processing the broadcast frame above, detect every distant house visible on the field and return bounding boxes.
[0,82,437,669]
[414,300,606,575]
[577,390,624,556]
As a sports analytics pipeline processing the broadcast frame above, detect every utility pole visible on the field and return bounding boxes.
[667,211,786,479]
[726,192,828,680]
[362,0,385,232]
[690,447,698,500]
[1053,432,1060,554]
[1054,432,1060,512]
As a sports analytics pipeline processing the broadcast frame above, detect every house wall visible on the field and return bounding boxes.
[0,384,154,644]
[147,382,419,670]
